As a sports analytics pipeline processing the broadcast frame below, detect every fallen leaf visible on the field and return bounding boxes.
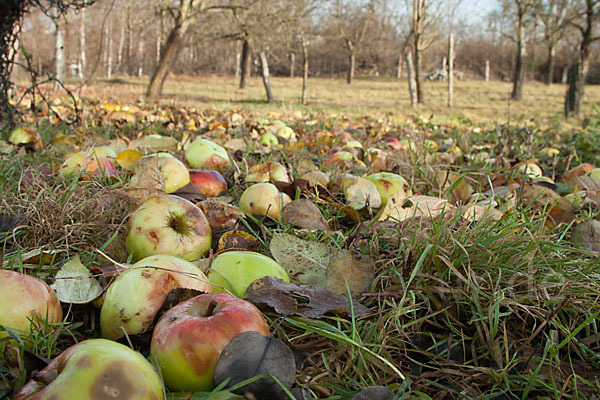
[116,149,143,171]
[172,182,207,203]
[127,166,166,205]
[217,230,260,253]
[282,199,330,231]
[199,200,244,232]
[345,177,382,210]
[326,250,375,297]
[270,233,330,287]
[519,185,575,229]
[571,220,600,252]
[131,135,178,154]
[245,276,370,318]
[51,254,103,304]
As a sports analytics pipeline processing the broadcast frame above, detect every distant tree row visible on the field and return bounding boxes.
[6,0,600,118]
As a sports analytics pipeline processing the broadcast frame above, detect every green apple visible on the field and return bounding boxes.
[0,270,63,349]
[150,293,269,392]
[101,255,213,341]
[207,251,290,297]
[134,152,190,193]
[185,138,230,170]
[14,339,164,400]
[259,132,279,147]
[126,195,212,261]
[238,182,291,220]
[366,172,410,206]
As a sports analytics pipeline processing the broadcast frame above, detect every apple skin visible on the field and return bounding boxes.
[366,172,410,206]
[150,293,269,392]
[0,270,63,349]
[238,182,291,220]
[14,339,165,400]
[101,255,213,341]
[59,152,117,178]
[134,153,190,193]
[185,138,230,170]
[126,195,212,262]
[259,132,279,147]
[207,251,290,297]
[189,169,228,197]
[246,161,290,183]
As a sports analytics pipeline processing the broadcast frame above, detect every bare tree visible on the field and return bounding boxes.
[538,0,573,84]
[564,0,600,116]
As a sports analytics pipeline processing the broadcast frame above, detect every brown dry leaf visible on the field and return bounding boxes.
[282,199,330,231]
[131,135,178,154]
[116,149,143,171]
[571,220,600,252]
[127,166,166,205]
[109,111,136,124]
[223,137,247,152]
[270,233,330,287]
[447,175,474,205]
[217,230,261,253]
[173,183,207,203]
[245,276,370,318]
[199,200,244,232]
[325,250,375,297]
[376,189,409,221]
[519,185,575,229]
[461,204,504,222]
[568,176,600,192]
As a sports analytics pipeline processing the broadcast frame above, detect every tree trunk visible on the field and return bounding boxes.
[79,8,86,79]
[235,51,241,77]
[485,60,489,82]
[146,20,190,100]
[117,23,125,73]
[54,14,65,89]
[259,51,273,103]
[561,66,568,84]
[239,38,251,89]
[290,52,295,78]
[396,54,402,79]
[301,33,309,105]
[414,47,424,104]
[156,13,162,67]
[545,42,556,85]
[511,15,526,101]
[406,51,417,107]
[138,39,144,77]
[107,17,113,78]
[447,33,454,108]
[347,50,355,84]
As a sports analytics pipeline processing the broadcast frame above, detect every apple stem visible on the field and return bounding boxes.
[206,299,218,317]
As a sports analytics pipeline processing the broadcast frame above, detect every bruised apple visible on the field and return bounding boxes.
[366,172,410,206]
[126,195,212,261]
[134,153,190,193]
[150,293,269,392]
[101,255,212,341]
[246,161,290,183]
[0,270,62,349]
[59,152,117,178]
[238,182,291,220]
[13,339,164,400]
[185,138,230,170]
[189,170,228,197]
[207,251,290,297]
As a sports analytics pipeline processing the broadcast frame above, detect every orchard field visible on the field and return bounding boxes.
[2,75,600,399]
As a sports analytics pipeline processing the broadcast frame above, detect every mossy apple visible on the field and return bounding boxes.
[185,138,230,169]
[207,251,289,297]
[134,152,190,193]
[238,182,291,220]
[14,339,164,400]
[0,270,63,349]
[101,255,212,341]
[126,195,212,261]
[150,293,269,392]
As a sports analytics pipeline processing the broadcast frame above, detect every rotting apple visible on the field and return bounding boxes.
[366,172,410,206]
[126,195,212,261]
[207,251,290,297]
[150,293,269,392]
[238,182,291,220]
[101,255,212,341]
[13,339,165,400]
[185,138,230,170]
[0,270,63,350]
[246,161,290,183]
[134,152,190,193]
[59,152,117,178]
[189,170,228,197]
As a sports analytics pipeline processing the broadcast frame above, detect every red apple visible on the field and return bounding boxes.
[126,195,212,261]
[0,270,62,349]
[14,339,164,400]
[150,293,269,392]
[189,170,228,197]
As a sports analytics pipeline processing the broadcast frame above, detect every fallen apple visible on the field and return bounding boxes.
[238,182,291,220]
[207,251,290,297]
[134,152,190,193]
[101,255,212,341]
[185,138,230,170]
[59,152,117,178]
[14,339,164,400]
[246,161,290,183]
[259,132,279,147]
[0,270,63,349]
[366,172,410,206]
[150,293,269,392]
[126,195,212,261]
[189,169,228,197]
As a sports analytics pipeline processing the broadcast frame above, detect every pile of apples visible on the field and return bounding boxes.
[3,134,301,398]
